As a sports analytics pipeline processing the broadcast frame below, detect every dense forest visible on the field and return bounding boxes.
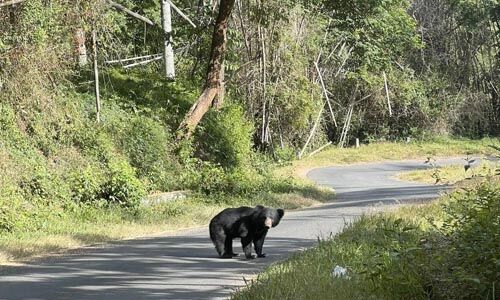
[0,0,499,231]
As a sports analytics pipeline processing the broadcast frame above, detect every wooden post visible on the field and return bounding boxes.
[92,30,101,123]
[161,0,175,79]
[356,138,360,148]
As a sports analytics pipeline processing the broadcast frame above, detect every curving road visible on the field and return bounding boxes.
[0,158,472,300]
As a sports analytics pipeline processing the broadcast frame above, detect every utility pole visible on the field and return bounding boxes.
[161,0,175,79]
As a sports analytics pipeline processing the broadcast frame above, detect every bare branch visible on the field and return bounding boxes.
[107,0,154,26]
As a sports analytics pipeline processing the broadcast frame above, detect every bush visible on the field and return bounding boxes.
[0,188,23,233]
[112,115,180,191]
[67,165,106,204]
[195,104,254,170]
[430,182,500,299]
[101,160,147,208]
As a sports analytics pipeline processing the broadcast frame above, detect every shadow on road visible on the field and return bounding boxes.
[0,234,313,300]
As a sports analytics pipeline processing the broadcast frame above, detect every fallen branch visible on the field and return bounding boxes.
[107,0,154,26]
[308,142,332,158]
[164,0,197,28]
[105,54,161,64]
[123,55,163,68]
[0,0,25,8]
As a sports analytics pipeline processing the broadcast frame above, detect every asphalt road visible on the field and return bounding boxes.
[0,158,472,300]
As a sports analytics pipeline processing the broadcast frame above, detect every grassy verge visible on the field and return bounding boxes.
[231,177,499,300]
[277,137,499,181]
[396,161,498,185]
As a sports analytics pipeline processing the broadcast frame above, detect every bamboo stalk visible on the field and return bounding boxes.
[383,71,392,116]
[299,104,325,159]
[92,30,101,123]
[315,61,338,127]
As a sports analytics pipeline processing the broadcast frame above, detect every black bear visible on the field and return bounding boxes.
[209,205,284,259]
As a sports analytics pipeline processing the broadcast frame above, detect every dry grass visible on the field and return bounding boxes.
[276,138,499,180]
[396,162,497,185]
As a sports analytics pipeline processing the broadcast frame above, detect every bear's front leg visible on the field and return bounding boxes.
[253,230,268,258]
[241,237,254,259]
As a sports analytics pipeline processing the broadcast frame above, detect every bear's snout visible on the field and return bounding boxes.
[264,217,273,229]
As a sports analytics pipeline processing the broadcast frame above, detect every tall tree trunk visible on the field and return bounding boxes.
[176,0,235,140]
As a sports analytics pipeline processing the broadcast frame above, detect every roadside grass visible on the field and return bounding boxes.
[396,161,498,185]
[231,177,500,300]
[277,137,499,180]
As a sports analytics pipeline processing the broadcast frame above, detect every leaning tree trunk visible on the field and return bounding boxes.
[176,0,235,140]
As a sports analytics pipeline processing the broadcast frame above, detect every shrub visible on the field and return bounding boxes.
[101,160,147,208]
[195,104,254,170]
[431,182,500,299]
[67,165,106,204]
[113,115,180,191]
[0,188,22,233]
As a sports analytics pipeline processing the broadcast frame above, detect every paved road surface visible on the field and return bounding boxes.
[0,158,474,300]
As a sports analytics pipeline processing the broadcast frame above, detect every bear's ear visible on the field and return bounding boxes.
[277,209,284,219]
[255,205,265,210]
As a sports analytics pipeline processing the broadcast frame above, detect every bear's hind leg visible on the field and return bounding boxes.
[211,227,226,257]
[222,236,237,258]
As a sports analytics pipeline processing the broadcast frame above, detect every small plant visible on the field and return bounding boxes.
[424,156,443,184]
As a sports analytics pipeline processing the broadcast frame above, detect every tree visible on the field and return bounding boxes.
[176,0,236,140]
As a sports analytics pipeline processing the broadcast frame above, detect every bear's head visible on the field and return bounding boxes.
[254,205,285,229]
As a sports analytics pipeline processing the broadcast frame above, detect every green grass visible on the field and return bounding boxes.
[231,178,500,300]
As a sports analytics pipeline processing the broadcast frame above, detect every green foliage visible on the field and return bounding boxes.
[67,166,106,204]
[101,160,146,208]
[196,104,254,169]
[105,111,181,191]
[324,0,421,72]
[432,183,500,298]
